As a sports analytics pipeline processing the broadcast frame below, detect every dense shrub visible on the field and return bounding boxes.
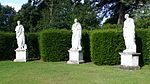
[39,29,91,62]
[135,18,150,28]
[82,30,91,62]
[0,32,40,60]
[39,29,71,62]
[102,23,122,29]
[26,33,40,59]
[136,29,150,65]
[2,28,150,65]
[0,32,16,60]
[90,29,150,65]
[90,29,125,65]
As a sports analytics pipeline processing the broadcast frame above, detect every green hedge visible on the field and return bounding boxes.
[39,29,71,61]
[82,30,91,62]
[135,29,150,65]
[26,33,40,59]
[0,32,16,60]
[0,32,40,60]
[90,29,150,65]
[90,29,124,65]
[39,29,91,62]
[2,28,150,65]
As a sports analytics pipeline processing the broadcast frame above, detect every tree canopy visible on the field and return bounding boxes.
[92,0,149,24]
[0,0,149,32]
[0,4,16,31]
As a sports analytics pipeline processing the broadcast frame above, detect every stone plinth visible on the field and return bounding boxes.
[67,49,84,64]
[119,52,141,70]
[14,49,27,62]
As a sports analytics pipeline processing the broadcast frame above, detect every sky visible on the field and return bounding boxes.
[0,0,28,12]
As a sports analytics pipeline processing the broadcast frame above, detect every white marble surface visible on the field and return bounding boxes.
[119,52,140,70]
[70,19,82,51]
[67,49,84,64]
[14,49,27,62]
[15,21,27,50]
[123,14,136,53]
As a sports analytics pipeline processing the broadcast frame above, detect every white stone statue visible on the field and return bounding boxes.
[15,21,27,50]
[123,14,136,53]
[70,19,82,51]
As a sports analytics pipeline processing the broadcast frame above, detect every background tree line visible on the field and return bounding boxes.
[0,0,149,32]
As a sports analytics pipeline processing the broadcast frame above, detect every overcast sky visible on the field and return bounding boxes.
[0,0,28,12]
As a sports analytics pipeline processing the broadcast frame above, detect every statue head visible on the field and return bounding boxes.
[125,14,129,19]
[17,21,21,25]
[74,18,77,23]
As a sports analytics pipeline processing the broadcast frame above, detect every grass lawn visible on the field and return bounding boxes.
[0,61,150,84]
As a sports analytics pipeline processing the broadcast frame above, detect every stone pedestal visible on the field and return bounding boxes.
[119,52,141,70]
[67,50,84,64]
[14,49,27,62]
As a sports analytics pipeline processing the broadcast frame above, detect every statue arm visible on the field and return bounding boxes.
[17,26,23,38]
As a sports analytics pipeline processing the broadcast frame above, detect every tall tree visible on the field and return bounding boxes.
[36,0,99,31]
[132,1,150,28]
[15,2,41,32]
[0,4,16,31]
[92,0,148,24]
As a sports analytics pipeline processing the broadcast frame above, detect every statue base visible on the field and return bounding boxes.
[14,49,27,62]
[67,49,84,64]
[119,52,141,70]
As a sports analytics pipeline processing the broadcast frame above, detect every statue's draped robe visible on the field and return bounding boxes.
[71,22,82,50]
[15,25,25,49]
[123,18,136,52]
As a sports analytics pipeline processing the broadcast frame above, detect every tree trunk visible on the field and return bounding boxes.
[45,0,53,23]
[49,0,53,23]
[117,3,125,24]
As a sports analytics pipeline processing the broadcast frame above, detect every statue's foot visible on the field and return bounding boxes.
[78,47,82,51]
[16,48,20,50]
[123,49,136,53]
[23,44,27,49]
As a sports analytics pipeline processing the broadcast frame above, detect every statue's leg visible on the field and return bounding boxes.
[17,37,22,49]
[78,38,82,50]
[22,36,25,48]
[130,38,136,52]
[125,37,130,50]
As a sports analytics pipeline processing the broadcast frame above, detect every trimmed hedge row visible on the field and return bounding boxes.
[0,32,16,60]
[136,29,150,65]
[90,29,125,65]
[39,29,91,62]
[90,29,150,65]
[82,30,91,62]
[0,32,40,60]
[39,29,71,62]
[26,33,40,59]
[1,29,150,65]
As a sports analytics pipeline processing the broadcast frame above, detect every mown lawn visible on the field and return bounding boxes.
[0,61,150,84]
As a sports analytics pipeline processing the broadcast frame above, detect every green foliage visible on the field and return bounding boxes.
[16,3,41,32]
[70,0,99,29]
[82,30,91,62]
[0,32,40,60]
[136,29,150,65]
[39,29,91,62]
[0,32,16,60]
[132,2,150,28]
[90,29,150,65]
[135,18,150,28]
[34,0,99,31]
[93,0,149,24]
[26,33,40,59]
[90,29,125,65]
[102,23,122,29]
[39,29,71,61]
[0,4,16,32]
